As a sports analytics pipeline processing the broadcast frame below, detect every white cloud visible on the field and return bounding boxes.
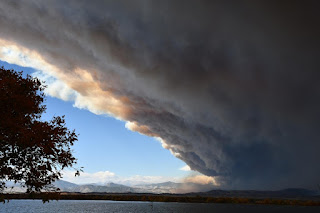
[180,165,191,171]
[62,170,116,185]
[61,170,180,186]
[112,175,181,186]
[32,70,78,102]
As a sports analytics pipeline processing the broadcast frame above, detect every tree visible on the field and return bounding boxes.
[0,67,78,193]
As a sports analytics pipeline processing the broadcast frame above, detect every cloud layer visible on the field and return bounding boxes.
[1,0,320,189]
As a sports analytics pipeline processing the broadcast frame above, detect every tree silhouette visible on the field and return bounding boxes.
[0,67,78,193]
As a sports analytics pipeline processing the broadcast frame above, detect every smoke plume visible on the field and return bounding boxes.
[0,0,320,189]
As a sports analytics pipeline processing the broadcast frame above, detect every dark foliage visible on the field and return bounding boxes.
[0,67,78,193]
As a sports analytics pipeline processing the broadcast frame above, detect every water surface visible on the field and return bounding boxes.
[1,199,319,213]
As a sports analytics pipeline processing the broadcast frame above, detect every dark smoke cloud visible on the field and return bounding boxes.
[1,0,320,189]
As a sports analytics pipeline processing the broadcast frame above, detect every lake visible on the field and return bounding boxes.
[1,200,319,213]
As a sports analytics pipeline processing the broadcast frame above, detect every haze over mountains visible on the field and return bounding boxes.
[54,180,213,194]
[4,180,320,200]
[4,180,215,194]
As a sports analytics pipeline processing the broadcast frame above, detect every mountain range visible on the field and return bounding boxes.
[4,180,320,199]
[54,180,189,194]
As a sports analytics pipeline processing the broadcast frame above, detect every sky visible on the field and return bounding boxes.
[0,1,320,190]
[0,59,196,186]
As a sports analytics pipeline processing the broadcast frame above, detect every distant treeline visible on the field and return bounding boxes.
[1,193,320,206]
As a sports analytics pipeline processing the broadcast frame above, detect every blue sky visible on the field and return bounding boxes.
[0,60,189,184]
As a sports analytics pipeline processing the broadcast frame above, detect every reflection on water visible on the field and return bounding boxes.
[1,199,319,213]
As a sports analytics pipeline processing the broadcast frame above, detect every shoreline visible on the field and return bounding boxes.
[1,192,320,206]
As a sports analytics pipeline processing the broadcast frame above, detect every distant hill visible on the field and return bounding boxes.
[134,181,183,193]
[198,188,319,199]
[135,181,217,194]
[140,181,181,188]
[54,180,78,191]
[4,180,319,199]
[53,180,214,194]
[54,181,136,193]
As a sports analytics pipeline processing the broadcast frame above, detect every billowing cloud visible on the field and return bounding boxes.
[1,1,320,190]
[183,175,217,186]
